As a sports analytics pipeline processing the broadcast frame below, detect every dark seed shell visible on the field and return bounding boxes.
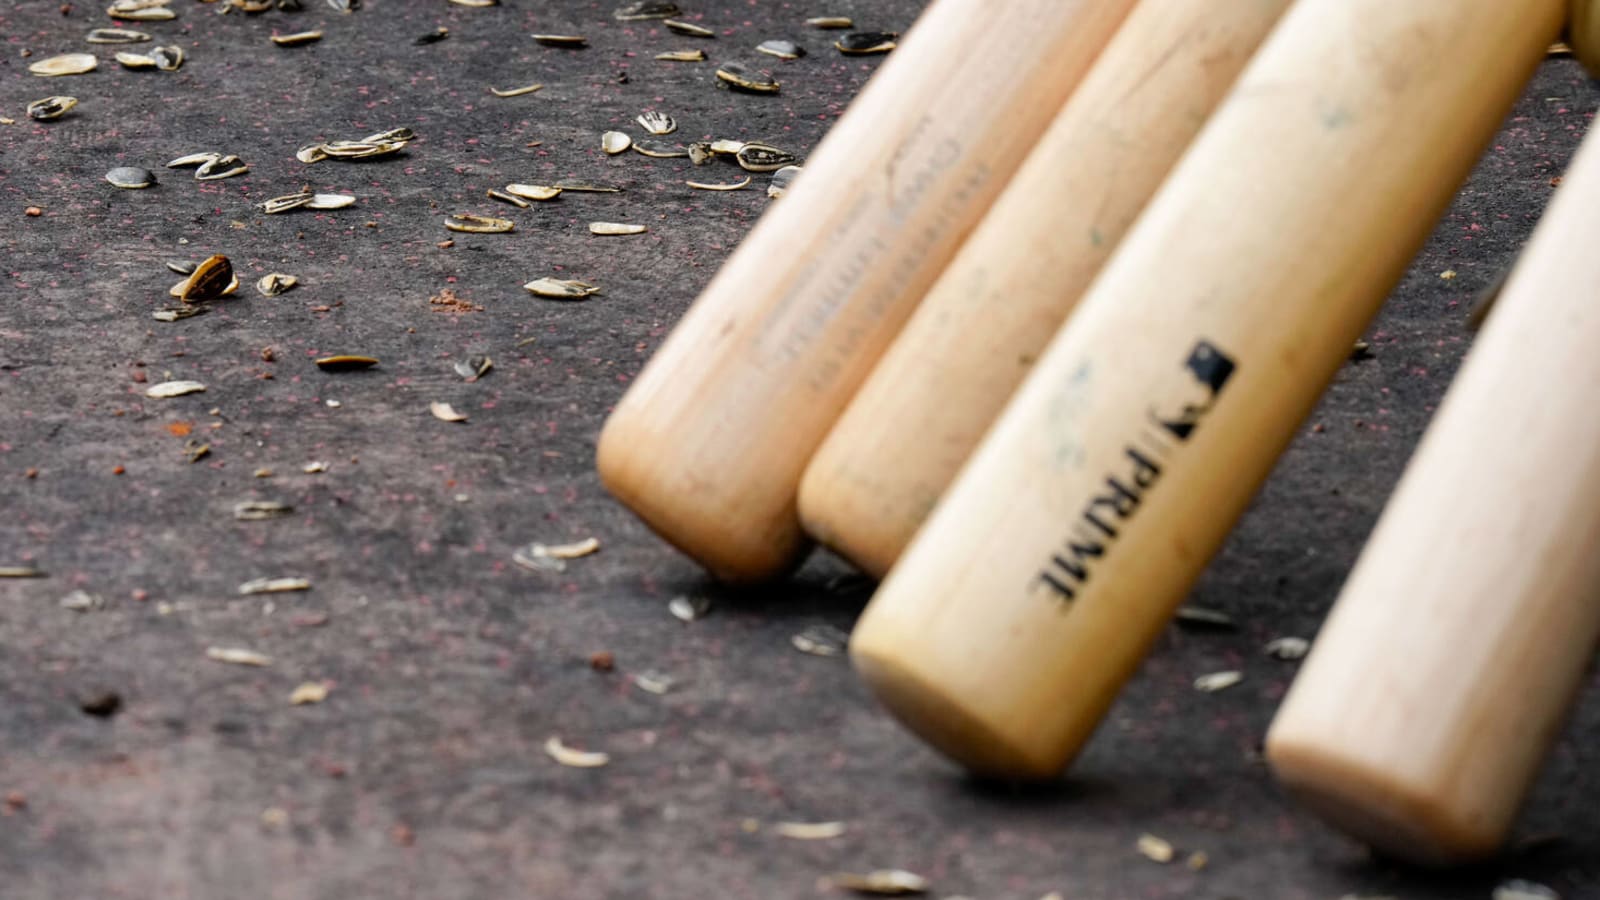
[835,32,897,55]
[181,255,234,303]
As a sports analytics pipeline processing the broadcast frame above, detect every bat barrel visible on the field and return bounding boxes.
[1265,111,1600,865]
[798,0,1296,579]
[848,0,1564,778]
[595,0,1140,583]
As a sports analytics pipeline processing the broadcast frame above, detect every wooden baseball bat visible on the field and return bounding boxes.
[1264,129,1600,866]
[847,0,1563,778]
[797,0,1295,578]
[596,0,1141,583]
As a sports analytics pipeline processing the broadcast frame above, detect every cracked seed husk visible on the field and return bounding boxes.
[145,380,207,399]
[429,401,468,423]
[207,647,273,667]
[27,96,77,121]
[1193,671,1243,693]
[106,167,156,189]
[233,500,294,521]
[589,222,647,236]
[636,110,676,135]
[255,273,297,297]
[523,278,600,299]
[238,576,311,595]
[544,736,609,767]
[835,32,898,55]
[826,869,929,895]
[29,53,98,76]
[445,213,515,234]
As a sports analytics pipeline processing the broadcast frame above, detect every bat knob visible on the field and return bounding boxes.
[1566,0,1600,76]
[1267,736,1505,864]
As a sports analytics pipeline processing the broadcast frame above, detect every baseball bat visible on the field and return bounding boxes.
[798,0,1295,578]
[596,0,1141,583]
[847,0,1563,778]
[1264,124,1600,865]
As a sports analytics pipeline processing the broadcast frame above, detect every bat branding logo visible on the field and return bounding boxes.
[1033,340,1236,605]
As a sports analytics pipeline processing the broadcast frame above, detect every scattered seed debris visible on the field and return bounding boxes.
[768,165,801,198]
[453,355,493,381]
[634,140,689,158]
[636,110,676,135]
[490,82,544,97]
[179,254,235,302]
[261,191,315,214]
[505,183,562,201]
[1185,851,1209,871]
[445,213,515,234]
[737,142,798,172]
[106,167,156,189]
[488,188,530,208]
[1264,636,1311,660]
[27,96,78,121]
[314,355,379,372]
[289,682,330,705]
[302,461,328,474]
[532,34,588,47]
[429,401,468,423]
[687,176,751,191]
[0,567,45,578]
[544,736,609,768]
[774,821,846,840]
[590,222,647,236]
[825,869,929,895]
[807,16,853,29]
[548,538,602,559]
[602,130,633,155]
[664,19,714,37]
[207,646,273,667]
[151,45,184,71]
[632,671,675,694]
[615,1,679,21]
[524,277,601,299]
[271,30,323,46]
[233,500,293,521]
[1137,833,1175,863]
[238,576,311,595]
[656,49,707,61]
[29,53,98,76]
[836,32,897,55]
[513,543,566,573]
[588,651,615,672]
[60,590,101,611]
[1174,605,1236,630]
[255,273,298,297]
[791,625,849,656]
[668,594,710,622]
[1194,670,1244,693]
[716,62,780,93]
[145,380,207,399]
[87,27,151,44]
[757,39,804,60]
